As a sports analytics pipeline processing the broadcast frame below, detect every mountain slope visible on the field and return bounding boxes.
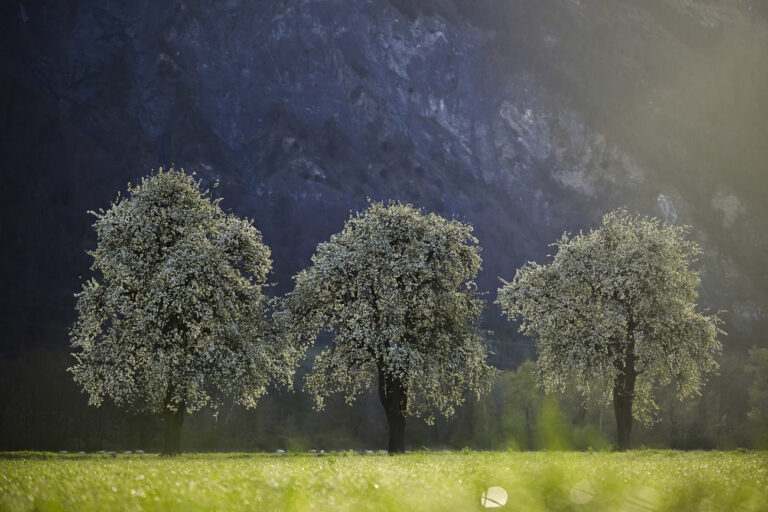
[2,0,767,368]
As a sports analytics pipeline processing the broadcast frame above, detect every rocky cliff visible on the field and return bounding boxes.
[2,0,767,367]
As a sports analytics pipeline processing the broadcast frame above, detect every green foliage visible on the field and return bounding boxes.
[495,362,610,451]
[280,200,497,423]
[535,397,572,451]
[746,347,768,447]
[70,168,299,416]
[1,451,766,511]
[497,209,723,424]
[746,348,768,423]
[499,360,541,450]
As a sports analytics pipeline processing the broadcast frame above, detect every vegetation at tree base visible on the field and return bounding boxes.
[69,168,301,455]
[2,451,766,511]
[746,347,768,446]
[3,346,766,452]
[281,200,497,453]
[497,210,723,451]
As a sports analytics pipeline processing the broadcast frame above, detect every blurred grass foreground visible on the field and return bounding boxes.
[1,450,766,511]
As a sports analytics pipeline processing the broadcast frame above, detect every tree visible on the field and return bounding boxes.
[499,361,541,450]
[497,209,722,450]
[70,168,299,454]
[281,201,497,452]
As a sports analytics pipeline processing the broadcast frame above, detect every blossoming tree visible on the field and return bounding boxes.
[70,168,299,454]
[282,201,496,452]
[497,209,723,450]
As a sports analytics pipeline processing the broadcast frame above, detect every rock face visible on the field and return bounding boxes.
[2,0,767,365]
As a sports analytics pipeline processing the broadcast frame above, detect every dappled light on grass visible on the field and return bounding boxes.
[0,451,766,511]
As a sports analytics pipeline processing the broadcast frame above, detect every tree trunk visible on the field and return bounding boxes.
[613,334,637,451]
[378,369,407,454]
[613,384,633,451]
[162,403,185,456]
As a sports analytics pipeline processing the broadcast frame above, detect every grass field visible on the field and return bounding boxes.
[1,450,766,511]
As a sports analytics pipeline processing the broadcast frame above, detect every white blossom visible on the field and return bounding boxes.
[69,168,300,415]
[280,200,497,423]
[497,209,723,425]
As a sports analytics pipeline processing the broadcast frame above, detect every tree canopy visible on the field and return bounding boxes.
[281,200,497,451]
[497,209,723,449]
[69,168,299,453]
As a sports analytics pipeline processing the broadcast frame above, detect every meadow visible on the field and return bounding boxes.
[1,450,766,511]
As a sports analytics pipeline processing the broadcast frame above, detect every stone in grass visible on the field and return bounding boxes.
[275,449,285,454]
[135,450,145,454]
[308,449,317,454]
[123,450,132,454]
[78,451,86,454]
[365,450,374,454]
[97,450,106,454]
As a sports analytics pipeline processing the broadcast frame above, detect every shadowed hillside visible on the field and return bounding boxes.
[1,0,766,449]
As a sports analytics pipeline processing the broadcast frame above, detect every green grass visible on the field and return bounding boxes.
[1,450,766,511]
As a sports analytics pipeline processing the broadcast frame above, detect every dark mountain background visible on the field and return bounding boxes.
[1,0,766,451]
